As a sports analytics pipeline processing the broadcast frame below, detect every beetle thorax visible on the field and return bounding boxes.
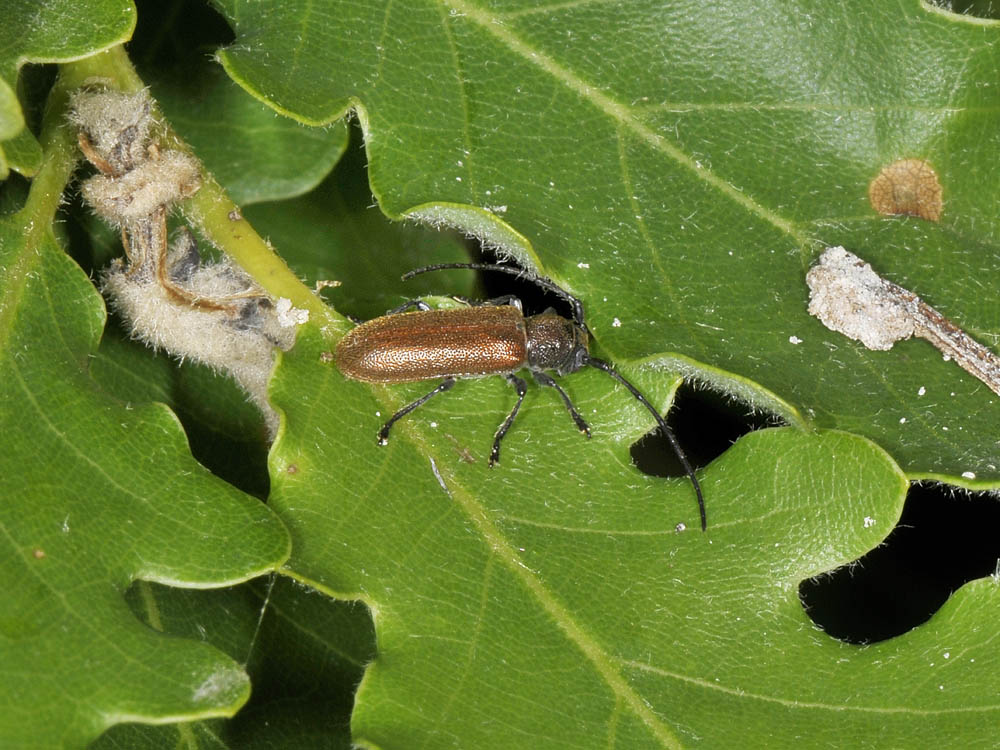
[524,311,589,374]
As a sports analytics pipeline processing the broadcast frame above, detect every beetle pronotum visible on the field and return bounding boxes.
[335,263,706,530]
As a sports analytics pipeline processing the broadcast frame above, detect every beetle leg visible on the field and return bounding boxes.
[477,295,523,311]
[447,294,525,310]
[490,374,527,467]
[531,370,591,437]
[385,299,433,315]
[377,377,456,445]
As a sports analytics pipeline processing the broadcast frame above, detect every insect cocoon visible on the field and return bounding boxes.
[69,88,156,175]
[101,230,297,435]
[81,149,201,225]
[72,87,302,436]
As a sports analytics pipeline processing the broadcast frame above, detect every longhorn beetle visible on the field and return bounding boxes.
[335,263,706,530]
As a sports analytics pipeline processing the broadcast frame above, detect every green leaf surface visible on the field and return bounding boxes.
[7,2,1000,746]
[213,0,1000,483]
[270,327,1000,747]
[0,105,290,749]
[0,0,136,175]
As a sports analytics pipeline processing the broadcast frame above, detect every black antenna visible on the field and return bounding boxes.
[585,356,706,531]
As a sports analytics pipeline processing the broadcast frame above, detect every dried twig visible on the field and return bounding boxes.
[806,246,1000,396]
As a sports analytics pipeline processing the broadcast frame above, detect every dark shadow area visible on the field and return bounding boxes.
[221,578,375,748]
[130,0,235,65]
[630,383,774,476]
[800,483,1000,644]
[103,576,375,749]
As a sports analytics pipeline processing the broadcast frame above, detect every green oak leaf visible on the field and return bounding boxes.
[269,327,1000,748]
[91,328,273,497]
[0,0,136,176]
[213,0,1000,483]
[0,100,291,749]
[7,1,1000,746]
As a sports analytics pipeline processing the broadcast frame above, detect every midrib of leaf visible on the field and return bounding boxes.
[442,0,807,247]
[422,454,685,748]
[614,123,692,337]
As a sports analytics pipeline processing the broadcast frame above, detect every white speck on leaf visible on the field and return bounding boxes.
[275,298,308,327]
[192,666,243,702]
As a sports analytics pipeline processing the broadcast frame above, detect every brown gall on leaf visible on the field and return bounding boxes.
[868,159,942,221]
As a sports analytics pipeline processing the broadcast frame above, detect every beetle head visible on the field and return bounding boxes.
[525,310,589,374]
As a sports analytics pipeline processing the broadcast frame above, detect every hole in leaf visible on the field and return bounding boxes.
[0,172,31,218]
[631,384,772,476]
[800,483,1000,644]
[474,252,574,317]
